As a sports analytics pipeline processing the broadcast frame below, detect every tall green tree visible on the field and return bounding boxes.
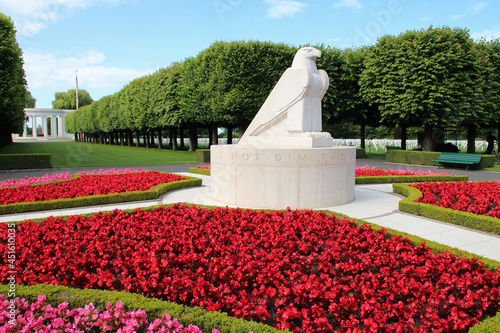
[360,26,485,151]
[52,89,93,109]
[25,90,36,108]
[0,13,27,146]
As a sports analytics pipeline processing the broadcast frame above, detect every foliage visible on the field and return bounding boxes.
[360,27,487,151]
[52,89,93,110]
[24,90,36,108]
[0,13,27,146]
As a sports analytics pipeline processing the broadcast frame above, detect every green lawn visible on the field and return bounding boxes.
[0,142,198,168]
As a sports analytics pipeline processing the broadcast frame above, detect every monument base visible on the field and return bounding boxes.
[210,145,355,209]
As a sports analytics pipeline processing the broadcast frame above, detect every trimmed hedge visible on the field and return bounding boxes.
[196,149,211,163]
[0,174,202,215]
[393,183,500,235]
[0,154,51,170]
[189,167,211,175]
[469,313,500,333]
[355,174,468,184]
[386,150,496,169]
[0,284,286,333]
[356,148,366,159]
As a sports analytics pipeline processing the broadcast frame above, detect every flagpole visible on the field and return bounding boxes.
[75,70,79,110]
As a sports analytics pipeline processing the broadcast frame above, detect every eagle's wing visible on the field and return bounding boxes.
[240,67,311,141]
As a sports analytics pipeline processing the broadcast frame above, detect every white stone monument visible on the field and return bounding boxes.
[211,47,355,209]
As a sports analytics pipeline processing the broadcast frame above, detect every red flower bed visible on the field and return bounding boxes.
[355,165,450,177]
[1,205,499,332]
[0,171,186,205]
[413,181,500,218]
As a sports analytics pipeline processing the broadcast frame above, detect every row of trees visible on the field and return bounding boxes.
[66,26,500,152]
[0,13,28,147]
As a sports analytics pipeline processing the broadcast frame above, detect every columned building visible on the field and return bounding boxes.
[17,108,75,139]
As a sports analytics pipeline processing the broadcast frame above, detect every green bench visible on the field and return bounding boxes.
[432,152,482,171]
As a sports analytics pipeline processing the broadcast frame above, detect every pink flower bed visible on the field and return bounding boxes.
[0,295,221,332]
[0,168,146,189]
[195,165,211,170]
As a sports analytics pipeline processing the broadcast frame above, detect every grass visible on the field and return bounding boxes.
[0,142,198,168]
[485,162,500,172]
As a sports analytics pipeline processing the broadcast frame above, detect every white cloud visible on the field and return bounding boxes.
[450,13,464,20]
[470,1,488,14]
[23,49,153,91]
[0,0,131,36]
[333,0,363,10]
[263,0,307,19]
[420,16,433,21]
[471,26,500,41]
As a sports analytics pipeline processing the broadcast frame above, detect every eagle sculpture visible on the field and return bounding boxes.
[238,46,330,147]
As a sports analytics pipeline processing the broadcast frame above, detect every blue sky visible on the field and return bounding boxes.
[1,0,499,109]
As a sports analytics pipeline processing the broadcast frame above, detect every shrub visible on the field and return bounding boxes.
[0,154,51,170]
[195,149,211,163]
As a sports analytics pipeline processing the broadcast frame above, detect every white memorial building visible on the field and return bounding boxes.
[15,108,75,139]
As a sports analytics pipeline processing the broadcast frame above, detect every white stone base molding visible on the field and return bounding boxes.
[210,145,356,210]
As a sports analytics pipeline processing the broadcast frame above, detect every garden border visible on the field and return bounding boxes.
[188,167,211,176]
[393,183,500,236]
[0,173,202,215]
[0,284,286,333]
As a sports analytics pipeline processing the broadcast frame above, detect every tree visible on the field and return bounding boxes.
[25,90,36,108]
[0,13,27,146]
[52,89,93,109]
[360,26,485,151]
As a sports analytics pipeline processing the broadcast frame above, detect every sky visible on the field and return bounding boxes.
[0,0,499,109]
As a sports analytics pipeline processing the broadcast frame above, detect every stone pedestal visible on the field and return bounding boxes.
[210,145,355,209]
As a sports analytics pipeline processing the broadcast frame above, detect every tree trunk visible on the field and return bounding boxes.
[360,123,366,149]
[135,131,140,147]
[171,127,178,151]
[188,126,198,151]
[150,130,155,147]
[158,129,163,149]
[422,125,434,151]
[179,127,185,148]
[467,124,476,154]
[210,125,218,146]
[401,126,407,150]
[227,126,233,145]
[144,131,149,148]
[238,120,249,139]
[120,132,124,146]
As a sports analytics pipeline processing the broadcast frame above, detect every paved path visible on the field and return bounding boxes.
[1,162,499,262]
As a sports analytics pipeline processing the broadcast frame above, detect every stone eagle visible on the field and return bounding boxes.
[238,46,330,146]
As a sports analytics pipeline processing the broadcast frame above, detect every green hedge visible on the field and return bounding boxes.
[0,153,51,170]
[189,167,211,175]
[386,150,496,169]
[469,313,500,333]
[355,174,468,184]
[0,284,286,333]
[393,183,500,235]
[196,149,211,163]
[356,148,366,159]
[0,174,202,215]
